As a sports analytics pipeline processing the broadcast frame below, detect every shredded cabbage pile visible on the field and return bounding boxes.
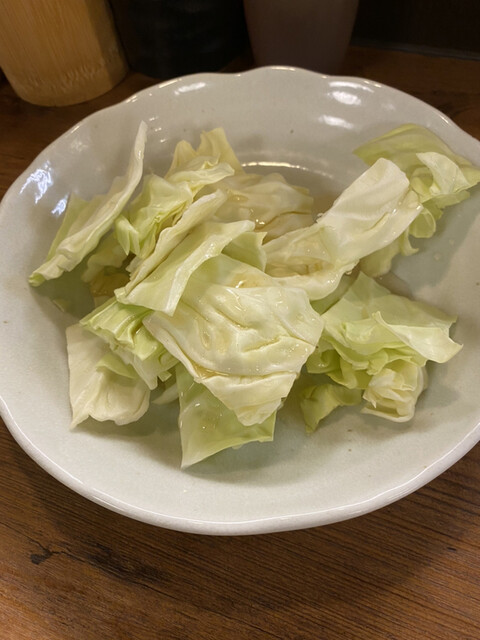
[29,124,479,467]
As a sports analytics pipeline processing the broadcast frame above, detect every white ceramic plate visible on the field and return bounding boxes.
[1,67,479,535]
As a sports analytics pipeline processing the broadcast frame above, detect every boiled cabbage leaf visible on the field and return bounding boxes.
[66,323,150,427]
[80,297,177,389]
[300,383,362,432]
[166,127,244,177]
[355,124,480,275]
[114,174,193,259]
[144,253,324,426]
[302,272,461,428]
[29,122,148,285]
[264,158,423,299]
[118,190,228,298]
[176,364,275,467]
[212,172,314,240]
[116,219,254,315]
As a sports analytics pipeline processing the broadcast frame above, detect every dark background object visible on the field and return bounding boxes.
[243,0,359,75]
[352,0,480,59]
[108,0,248,79]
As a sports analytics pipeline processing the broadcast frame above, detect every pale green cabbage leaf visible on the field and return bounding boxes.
[211,172,314,240]
[176,364,276,468]
[166,127,244,177]
[81,130,237,299]
[29,122,148,285]
[66,323,151,428]
[264,158,424,299]
[114,175,193,259]
[355,124,480,276]
[144,253,324,426]
[79,297,177,389]
[117,190,228,298]
[302,272,462,429]
[116,219,254,315]
[300,384,362,433]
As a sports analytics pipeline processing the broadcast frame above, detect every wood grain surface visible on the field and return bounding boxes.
[1,46,479,640]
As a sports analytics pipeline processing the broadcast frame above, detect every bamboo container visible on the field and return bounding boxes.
[0,0,128,106]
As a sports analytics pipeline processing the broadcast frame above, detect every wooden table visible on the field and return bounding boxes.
[1,47,479,639]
